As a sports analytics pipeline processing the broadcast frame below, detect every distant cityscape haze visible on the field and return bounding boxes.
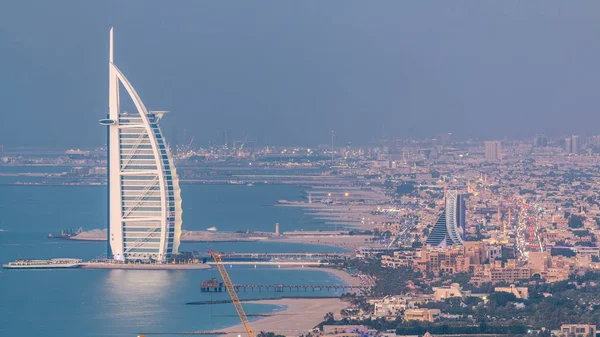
[0,1,599,148]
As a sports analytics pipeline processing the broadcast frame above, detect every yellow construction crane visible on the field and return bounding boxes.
[210,250,255,337]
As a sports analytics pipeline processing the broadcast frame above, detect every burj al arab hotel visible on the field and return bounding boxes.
[100,28,182,262]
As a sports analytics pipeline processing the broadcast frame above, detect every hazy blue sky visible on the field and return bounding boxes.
[0,1,599,148]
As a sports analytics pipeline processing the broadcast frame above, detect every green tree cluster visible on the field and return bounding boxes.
[396,183,415,196]
[395,322,527,335]
[568,215,585,229]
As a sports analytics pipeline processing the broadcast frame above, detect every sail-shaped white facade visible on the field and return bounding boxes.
[101,28,182,262]
[425,190,465,247]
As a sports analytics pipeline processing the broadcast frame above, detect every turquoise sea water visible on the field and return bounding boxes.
[0,184,347,337]
[0,165,74,173]
[0,183,326,233]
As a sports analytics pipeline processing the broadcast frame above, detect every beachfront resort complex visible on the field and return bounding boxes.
[101,28,182,262]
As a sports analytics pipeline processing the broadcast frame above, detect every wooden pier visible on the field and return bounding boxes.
[200,279,368,293]
[232,284,368,292]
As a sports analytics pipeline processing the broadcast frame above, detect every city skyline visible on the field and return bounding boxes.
[3,2,600,336]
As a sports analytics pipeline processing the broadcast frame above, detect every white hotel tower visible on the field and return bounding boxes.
[100,28,182,262]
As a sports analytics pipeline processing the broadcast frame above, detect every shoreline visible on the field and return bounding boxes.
[219,267,363,337]
[289,266,362,287]
[221,298,347,337]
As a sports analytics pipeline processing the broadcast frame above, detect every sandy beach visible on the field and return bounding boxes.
[291,267,362,287]
[222,298,347,337]
[277,185,394,228]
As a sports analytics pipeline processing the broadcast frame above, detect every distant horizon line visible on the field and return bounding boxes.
[1,134,597,152]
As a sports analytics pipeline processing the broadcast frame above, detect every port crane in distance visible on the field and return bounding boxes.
[210,250,255,337]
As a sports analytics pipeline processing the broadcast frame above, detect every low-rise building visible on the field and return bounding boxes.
[494,284,529,299]
[471,266,531,285]
[557,324,596,337]
[372,296,408,318]
[486,244,503,260]
[432,283,463,301]
[381,251,415,268]
[490,267,531,283]
[322,325,371,337]
[543,267,570,283]
[370,295,432,318]
[528,251,550,275]
[415,246,462,275]
[404,308,440,322]
[575,246,600,258]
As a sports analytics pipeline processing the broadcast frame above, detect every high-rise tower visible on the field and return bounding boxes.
[572,135,580,154]
[426,191,465,246]
[100,28,183,262]
[565,135,580,154]
[484,141,502,161]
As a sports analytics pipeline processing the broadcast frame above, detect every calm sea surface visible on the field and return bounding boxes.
[0,184,347,337]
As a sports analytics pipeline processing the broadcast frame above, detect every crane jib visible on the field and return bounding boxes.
[210,251,255,337]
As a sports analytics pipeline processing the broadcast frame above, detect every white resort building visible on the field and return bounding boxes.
[100,28,182,262]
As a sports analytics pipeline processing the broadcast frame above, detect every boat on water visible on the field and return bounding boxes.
[2,258,82,269]
[48,227,83,239]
